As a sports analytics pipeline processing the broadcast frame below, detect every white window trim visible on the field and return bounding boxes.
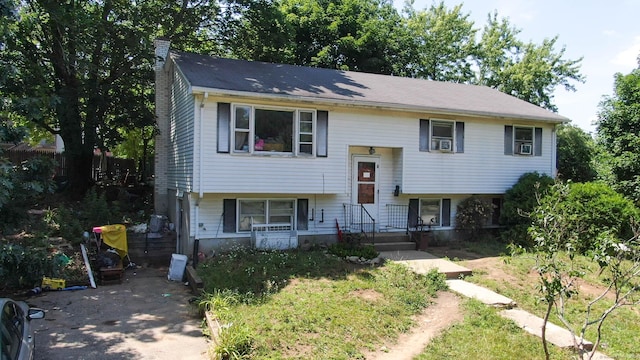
[231,104,317,156]
[237,198,297,232]
[513,125,534,156]
[419,198,442,227]
[430,119,455,152]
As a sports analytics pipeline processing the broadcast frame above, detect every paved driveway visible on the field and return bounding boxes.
[29,267,209,360]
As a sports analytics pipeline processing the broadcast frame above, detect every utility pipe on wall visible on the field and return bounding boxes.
[195,92,208,246]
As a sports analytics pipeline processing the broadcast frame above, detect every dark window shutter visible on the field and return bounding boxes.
[408,199,420,228]
[297,199,309,230]
[419,119,430,152]
[441,199,451,226]
[504,125,513,155]
[317,111,328,157]
[534,127,543,156]
[455,122,465,153]
[217,103,231,153]
[223,199,236,232]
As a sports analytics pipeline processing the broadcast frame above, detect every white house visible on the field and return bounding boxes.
[153,39,567,255]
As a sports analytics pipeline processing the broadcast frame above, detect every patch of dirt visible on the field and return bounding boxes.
[362,291,462,360]
[350,288,383,302]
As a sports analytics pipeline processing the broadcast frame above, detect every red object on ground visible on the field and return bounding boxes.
[336,219,343,242]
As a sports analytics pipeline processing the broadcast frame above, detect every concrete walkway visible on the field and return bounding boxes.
[381,250,612,359]
[379,250,472,279]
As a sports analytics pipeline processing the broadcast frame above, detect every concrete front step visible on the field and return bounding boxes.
[370,232,412,243]
[367,241,416,252]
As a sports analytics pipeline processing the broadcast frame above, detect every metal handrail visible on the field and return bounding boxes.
[343,203,375,245]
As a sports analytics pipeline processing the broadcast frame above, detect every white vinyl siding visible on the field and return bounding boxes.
[197,102,556,195]
[168,68,195,191]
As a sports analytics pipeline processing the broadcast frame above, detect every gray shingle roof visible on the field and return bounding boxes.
[172,51,568,123]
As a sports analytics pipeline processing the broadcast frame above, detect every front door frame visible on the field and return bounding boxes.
[351,155,380,231]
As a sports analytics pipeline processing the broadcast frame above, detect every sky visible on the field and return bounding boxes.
[393,0,640,134]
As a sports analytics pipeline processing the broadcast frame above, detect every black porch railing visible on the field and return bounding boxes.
[343,203,375,244]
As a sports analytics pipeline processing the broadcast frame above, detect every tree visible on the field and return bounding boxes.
[476,12,584,112]
[403,1,477,82]
[525,182,640,360]
[0,1,219,197]
[224,0,415,75]
[596,58,640,203]
[556,124,596,183]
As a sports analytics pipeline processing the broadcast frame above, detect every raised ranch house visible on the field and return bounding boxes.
[153,39,567,256]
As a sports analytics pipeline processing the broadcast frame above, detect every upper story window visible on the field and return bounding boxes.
[504,125,542,156]
[419,119,464,153]
[431,121,454,152]
[232,104,315,155]
[514,126,534,155]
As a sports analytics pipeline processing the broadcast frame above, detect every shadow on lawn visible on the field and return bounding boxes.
[196,247,375,296]
[426,238,511,261]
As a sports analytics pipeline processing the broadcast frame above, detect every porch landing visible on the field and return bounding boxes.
[379,250,472,279]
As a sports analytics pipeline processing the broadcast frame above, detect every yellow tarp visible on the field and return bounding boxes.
[100,224,128,258]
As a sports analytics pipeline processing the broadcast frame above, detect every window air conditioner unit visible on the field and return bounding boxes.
[439,139,452,152]
[519,143,533,155]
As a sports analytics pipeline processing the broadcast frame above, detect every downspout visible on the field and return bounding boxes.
[552,125,558,177]
[194,92,208,256]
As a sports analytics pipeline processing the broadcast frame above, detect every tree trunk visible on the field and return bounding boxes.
[65,150,94,199]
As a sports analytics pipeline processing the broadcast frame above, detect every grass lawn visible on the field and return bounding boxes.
[197,248,447,359]
[196,242,639,359]
[454,243,640,360]
[416,299,573,360]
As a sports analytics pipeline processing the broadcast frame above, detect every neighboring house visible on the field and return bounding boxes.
[153,39,568,255]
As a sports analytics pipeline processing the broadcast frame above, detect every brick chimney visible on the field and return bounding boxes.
[153,38,171,216]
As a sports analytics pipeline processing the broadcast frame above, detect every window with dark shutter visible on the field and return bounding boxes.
[408,199,420,228]
[217,103,231,153]
[317,111,328,157]
[223,199,236,232]
[297,199,309,230]
[456,122,465,153]
[504,125,513,155]
[419,119,430,152]
[534,127,543,156]
[442,199,451,226]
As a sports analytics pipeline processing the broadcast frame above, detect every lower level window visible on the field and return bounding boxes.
[238,200,295,231]
[420,199,441,226]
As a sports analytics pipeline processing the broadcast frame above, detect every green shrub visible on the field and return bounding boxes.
[56,205,86,245]
[455,196,494,240]
[540,181,640,253]
[0,243,57,289]
[500,172,555,246]
[327,242,379,260]
[0,156,56,233]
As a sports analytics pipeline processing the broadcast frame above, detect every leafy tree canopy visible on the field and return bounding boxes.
[596,57,640,203]
[556,124,596,183]
[0,0,219,195]
[475,12,584,111]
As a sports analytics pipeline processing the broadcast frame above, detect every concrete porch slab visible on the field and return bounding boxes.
[379,250,473,279]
